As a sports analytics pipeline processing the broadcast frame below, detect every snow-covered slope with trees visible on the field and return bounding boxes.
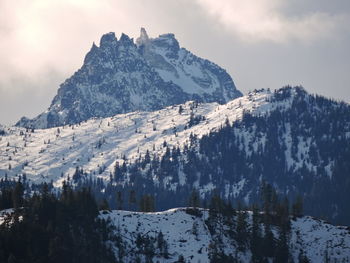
[137,28,238,103]
[1,86,350,225]
[16,28,241,129]
[101,208,350,263]
[1,89,281,186]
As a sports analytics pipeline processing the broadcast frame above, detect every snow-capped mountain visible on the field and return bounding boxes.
[101,208,350,263]
[16,28,241,129]
[2,86,350,225]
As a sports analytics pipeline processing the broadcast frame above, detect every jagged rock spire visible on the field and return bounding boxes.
[136,27,150,46]
[99,32,117,47]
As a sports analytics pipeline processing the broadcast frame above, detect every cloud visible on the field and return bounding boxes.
[0,0,349,124]
[2,0,345,93]
[0,0,125,79]
[194,0,349,43]
[0,0,186,86]
[0,0,197,124]
[0,0,134,123]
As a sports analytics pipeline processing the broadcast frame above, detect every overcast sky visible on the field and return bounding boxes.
[0,0,349,125]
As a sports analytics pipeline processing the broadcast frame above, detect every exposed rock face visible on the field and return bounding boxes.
[17,28,241,128]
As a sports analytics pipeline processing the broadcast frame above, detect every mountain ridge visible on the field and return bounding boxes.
[1,88,282,186]
[2,86,350,225]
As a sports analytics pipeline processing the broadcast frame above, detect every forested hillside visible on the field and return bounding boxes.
[1,182,349,263]
[1,87,350,225]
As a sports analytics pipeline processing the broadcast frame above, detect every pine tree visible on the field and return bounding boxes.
[139,194,155,212]
[12,181,24,210]
[274,226,290,263]
[323,249,330,263]
[113,161,122,181]
[262,224,275,258]
[191,221,199,238]
[128,190,137,211]
[298,250,310,263]
[157,231,169,258]
[292,195,303,217]
[99,199,110,211]
[178,105,184,114]
[188,189,201,208]
[236,207,248,251]
[177,255,185,263]
[261,182,273,224]
[209,194,225,215]
[251,204,262,262]
[116,191,123,210]
[276,197,290,229]
[7,254,16,263]
[144,236,155,263]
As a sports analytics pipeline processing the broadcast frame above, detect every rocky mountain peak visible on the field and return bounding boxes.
[151,33,180,58]
[99,32,117,47]
[16,29,242,128]
[119,33,134,45]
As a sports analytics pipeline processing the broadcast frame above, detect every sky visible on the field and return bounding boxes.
[0,0,349,125]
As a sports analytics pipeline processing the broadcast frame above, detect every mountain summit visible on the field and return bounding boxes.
[16,28,241,128]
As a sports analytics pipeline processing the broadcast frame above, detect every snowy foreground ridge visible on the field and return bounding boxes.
[0,89,278,186]
[101,208,350,263]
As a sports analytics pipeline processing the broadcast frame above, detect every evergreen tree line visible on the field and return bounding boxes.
[201,183,308,263]
[0,180,117,263]
[0,176,342,262]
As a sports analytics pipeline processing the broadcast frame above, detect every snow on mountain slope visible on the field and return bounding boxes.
[101,208,350,262]
[137,28,240,103]
[102,208,212,263]
[0,89,281,187]
[16,28,241,129]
